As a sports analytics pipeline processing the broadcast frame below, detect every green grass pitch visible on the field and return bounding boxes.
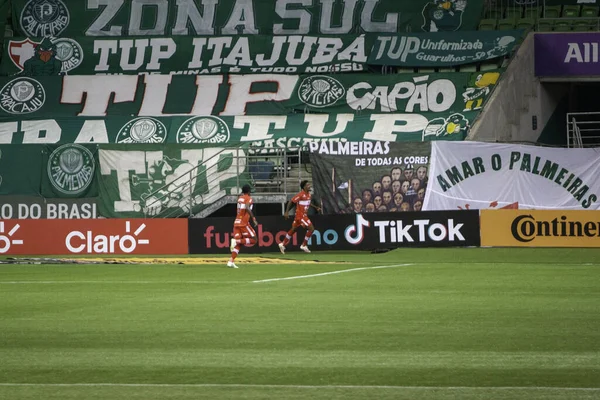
[1,248,600,400]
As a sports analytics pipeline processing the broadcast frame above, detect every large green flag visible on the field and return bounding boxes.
[10,0,484,37]
[96,144,251,218]
[2,34,368,76]
[367,30,523,67]
[0,111,480,147]
[0,144,44,196]
[0,72,491,119]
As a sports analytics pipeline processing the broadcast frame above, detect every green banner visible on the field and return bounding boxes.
[2,35,368,76]
[0,145,44,195]
[0,143,97,199]
[0,111,479,147]
[97,144,251,218]
[10,0,483,37]
[0,72,493,119]
[368,31,523,67]
[309,141,431,214]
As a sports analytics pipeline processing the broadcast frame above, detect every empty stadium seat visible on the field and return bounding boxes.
[582,5,599,18]
[572,19,595,31]
[537,19,555,31]
[543,5,562,18]
[562,5,581,18]
[248,161,275,181]
[439,67,456,73]
[523,7,541,20]
[480,61,501,71]
[479,18,498,30]
[517,17,535,31]
[459,64,478,73]
[498,18,517,30]
[554,19,573,31]
[506,7,523,19]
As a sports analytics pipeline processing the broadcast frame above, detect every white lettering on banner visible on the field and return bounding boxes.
[61,75,138,116]
[182,35,367,71]
[59,74,302,117]
[422,142,600,211]
[373,36,485,62]
[0,202,97,219]
[564,42,600,63]
[364,114,429,141]
[65,221,149,254]
[100,150,151,212]
[235,116,287,141]
[137,74,222,116]
[304,114,355,137]
[86,0,124,36]
[130,0,169,36]
[173,0,219,35]
[46,203,98,219]
[221,75,298,115]
[21,120,61,143]
[374,219,465,243]
[274,0,312,34]
[85,0,399,36]
[347,75,456,113]
[308,140,390,155]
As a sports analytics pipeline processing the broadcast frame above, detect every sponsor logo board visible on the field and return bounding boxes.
[481,209,600,247]
[0,219,188,255]
[188,210,480,253]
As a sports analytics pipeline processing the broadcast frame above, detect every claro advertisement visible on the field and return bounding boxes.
[481,210,600,247]
[0,219,188,255]
[188,211,481,253]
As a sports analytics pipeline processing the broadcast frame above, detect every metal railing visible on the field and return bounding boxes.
[137,146,308,218]
[566,112,600,148]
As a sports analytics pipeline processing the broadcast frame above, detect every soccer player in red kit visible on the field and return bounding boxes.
[228,184,258,268]
[278,180,321,254]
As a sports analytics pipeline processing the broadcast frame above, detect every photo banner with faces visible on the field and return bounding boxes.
[308,141,431,215]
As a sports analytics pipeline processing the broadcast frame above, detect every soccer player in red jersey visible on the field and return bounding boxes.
[278,180,321,254]
[228,184,258,268]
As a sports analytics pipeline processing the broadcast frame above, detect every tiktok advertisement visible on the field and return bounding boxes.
[187,210,480,253]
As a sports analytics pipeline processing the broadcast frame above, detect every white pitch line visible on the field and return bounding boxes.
[0,281,249,285]
[253,264,413,283]
[0,383,598,391]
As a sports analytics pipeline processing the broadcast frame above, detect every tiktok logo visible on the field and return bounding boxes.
[344,214,370,245]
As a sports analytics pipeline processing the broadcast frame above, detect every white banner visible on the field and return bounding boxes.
[423,142,600,210]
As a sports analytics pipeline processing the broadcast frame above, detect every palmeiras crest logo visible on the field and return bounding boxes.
[8,37,83,75]
[20,0,70,37]
[47,144,95,195]
[0,77,45,114]
[298,75,345,108]
[176,116,230,144]
[117,118,168,144]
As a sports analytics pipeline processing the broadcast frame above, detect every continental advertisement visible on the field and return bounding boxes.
[481,210,600,248]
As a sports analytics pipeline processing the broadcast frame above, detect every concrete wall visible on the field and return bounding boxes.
[468,32,569,143]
